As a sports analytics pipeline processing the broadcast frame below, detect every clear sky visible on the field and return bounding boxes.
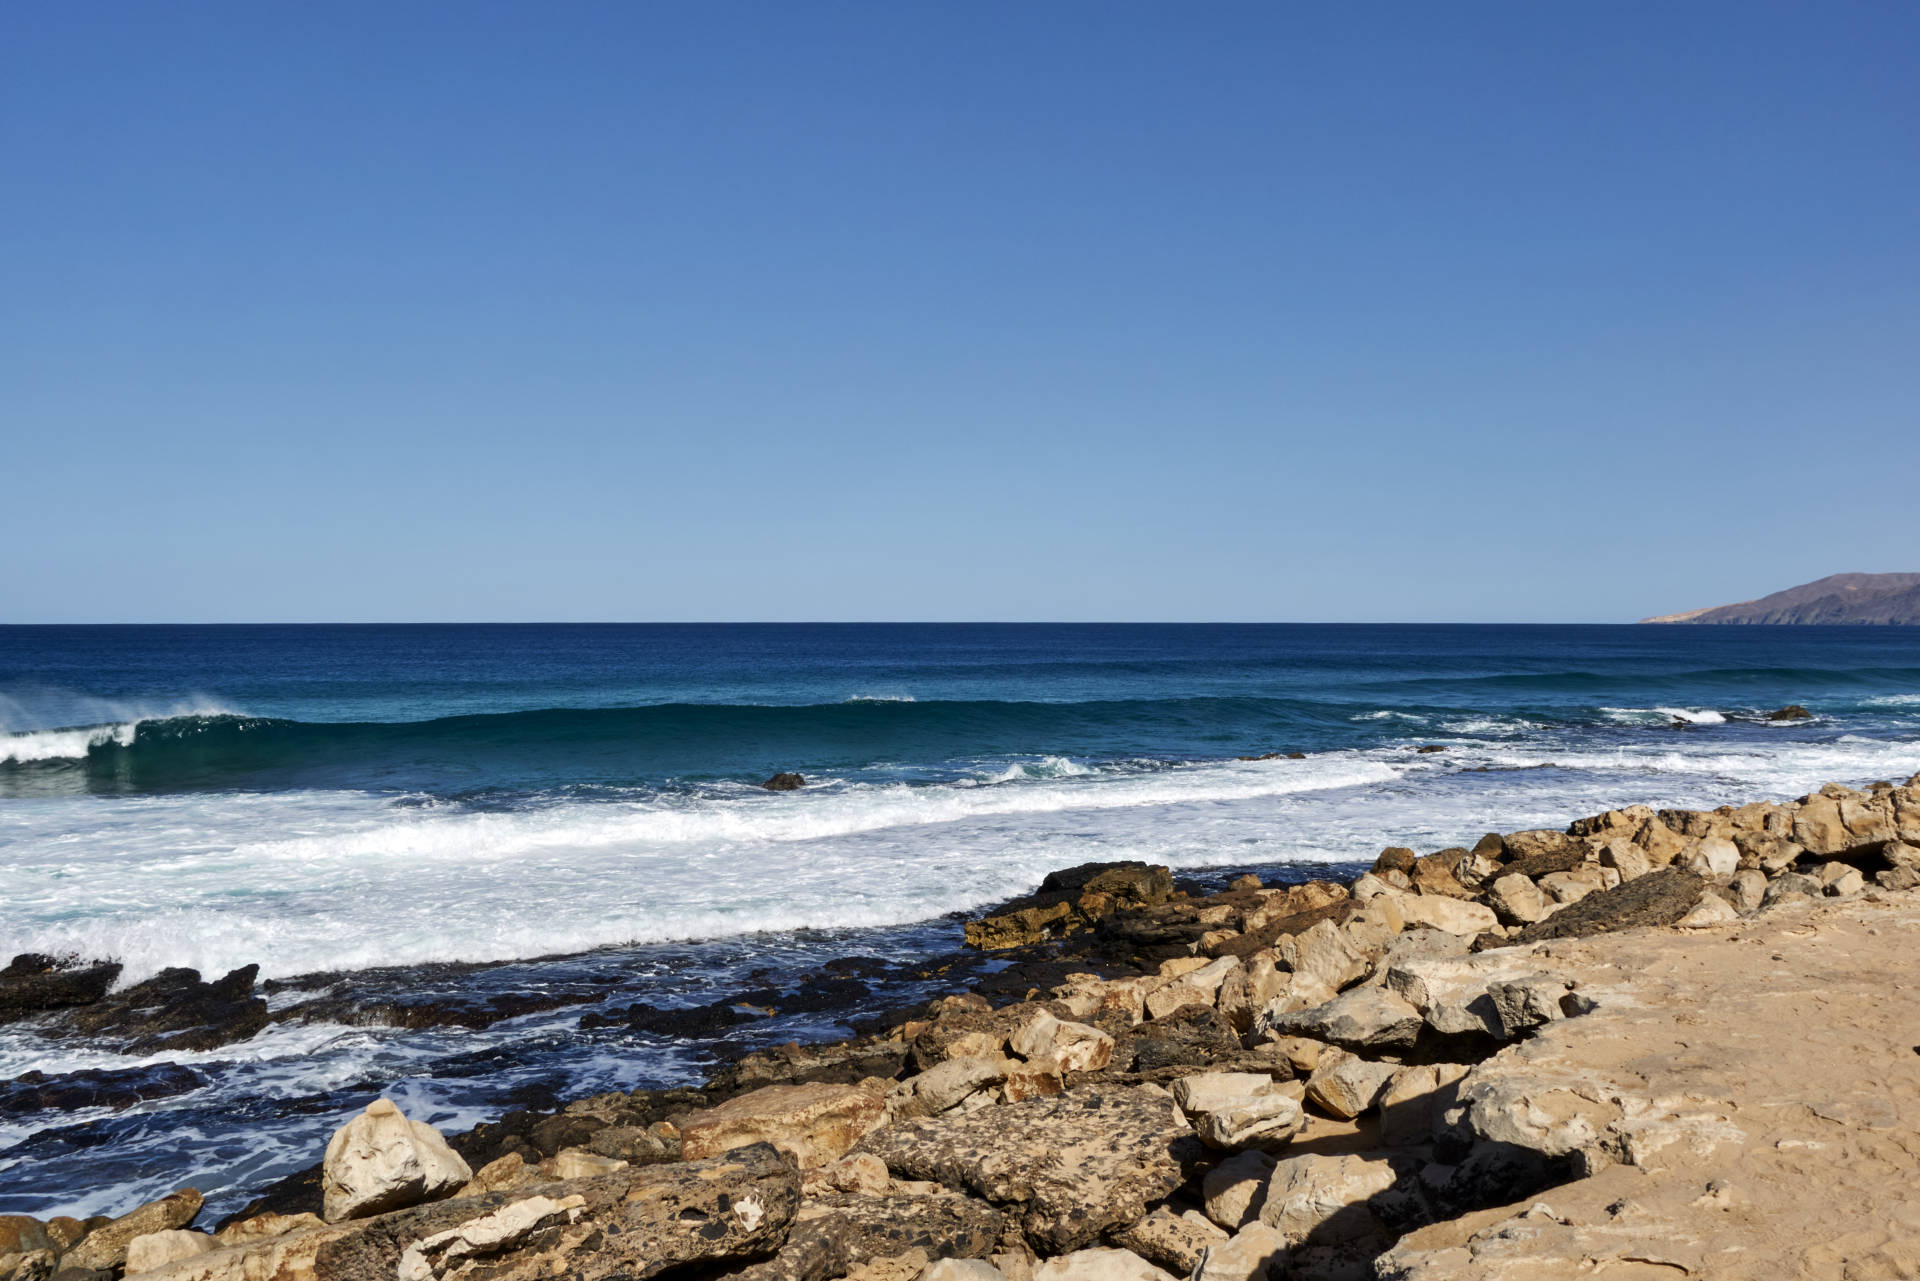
[4,2,1916,623]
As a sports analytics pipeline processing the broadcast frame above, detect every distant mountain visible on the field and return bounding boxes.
[1642,573,1920,624]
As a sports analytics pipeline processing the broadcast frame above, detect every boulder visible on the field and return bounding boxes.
[1143,957,1240,1021]
[1303,1050,1398,1120]
[54,964,267,1055]
[1513,868,1707,943]
[1386,953,1569,1040]
[321,1099,472,1222]
[964,863,1174,950]
[1202,1150,1278,1229]
[124,1230,215,1273]
[1007,1010,1115,1073]
[65,1190,203,1272]
[1378,1064,1468,1148]
[212,1212,325,1247]
[1484,874,1549,926]
[1111,1208,1227,1275]
[1596,840,1651,883]
[855,1086,1187,1252]
[1259,1152,1398,1248]
[680,1081,886,1170]
[800,1153,892,1198]
[1766,705,1812,720]
[762,773,806,790]
[894,1056,1008,1118]
[1276,921,1373,993]
[1190,1223,1285,1281]
[1682,837,1740,881]
[1032,1247,1180,1281]
[1393,894,1498,938]
[1265,987,1422,1052]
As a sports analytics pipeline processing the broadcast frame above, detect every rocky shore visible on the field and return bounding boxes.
[5,771,1920,1281]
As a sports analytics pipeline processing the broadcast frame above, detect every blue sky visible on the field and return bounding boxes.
[4,2,1916,622]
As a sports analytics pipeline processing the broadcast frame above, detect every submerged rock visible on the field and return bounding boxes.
[763,773,807,791]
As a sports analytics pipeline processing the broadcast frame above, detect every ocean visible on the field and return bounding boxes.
[3,622,1918,1218]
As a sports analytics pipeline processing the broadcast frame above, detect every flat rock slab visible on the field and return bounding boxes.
[855,1085,1189,1253]
[1382,891,1920,1280]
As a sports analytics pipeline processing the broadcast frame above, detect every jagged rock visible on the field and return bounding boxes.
[1266,987,1422,1052]
[964,863,1174,950]
[680,1082,886,1170]
[64,1190,203,1272]
[322,1099,472,1222]
[125,1230,216,1273]
[1277,921,1373,993]
[1125,1005,1246,1073]
[1681,837,1739,881]
[56,965,267,1054]
[1303,1050,1398,1120]
[1203,1150,1278,1229]
[1032,1247,1180,1281]
[1191,1222,1285,1281]
[854,1086,1187,1252]
[1259,1152,1398,1249]
[0,1061,206,1118]
[1393,894,1499,938]
[1764,872,1825,908]
[212,1212,324,1246]
[1513,868,1706,943]
[0,955,121,1022]
[1596,840,1651,882]
[763,773,806,790]
[1111,1208,1227,1274]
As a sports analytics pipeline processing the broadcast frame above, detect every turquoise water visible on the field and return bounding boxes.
[0,623,1916,1216]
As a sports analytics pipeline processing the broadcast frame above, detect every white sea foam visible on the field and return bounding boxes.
[1653,707,1727,724]
[0,693,242,763]
[974,755,1096,784]
[843,693,916,702]
[1599,706,1727,725]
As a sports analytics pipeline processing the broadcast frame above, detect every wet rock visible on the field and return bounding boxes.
[763,773,806,790]
[1513,868,1707,943]
[1767,705,1812,721]
[964,863,1175,950]
[0,955,121,1023]
[579,1000,755,1036]
[679,1081,887,1170]
[64,1190,203,1272]
[0,1062,205,1117]
[708,1037,908,1095]
[53,965,267,1055]
[322,1099,472,1222]
[279,988,603,1032]
[855,1085,1187,1252]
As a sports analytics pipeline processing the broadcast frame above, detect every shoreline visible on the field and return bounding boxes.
[3,769,1917,1278]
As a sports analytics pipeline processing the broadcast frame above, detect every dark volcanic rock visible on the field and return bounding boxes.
[763,773,807,791]
[276,988,603,1032]
[706,1038,909,1096]
[59,965,267,1053]
[1768,704,1814,721]
[963,861,1175,950]
[580,1001,759,1037]
[0,1063,205,1116]
[0,954,121,1023]
[1514,868,1707,943]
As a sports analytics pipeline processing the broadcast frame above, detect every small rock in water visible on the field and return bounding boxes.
[763,772,806,791]
[1767,704,1813,720]
[1415,744,1447,753]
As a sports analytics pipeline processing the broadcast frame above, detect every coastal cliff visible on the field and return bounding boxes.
[5,772,1920,1281]
[1643,572,1920,624]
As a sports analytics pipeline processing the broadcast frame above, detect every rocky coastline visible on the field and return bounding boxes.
[5,771,1920,1281]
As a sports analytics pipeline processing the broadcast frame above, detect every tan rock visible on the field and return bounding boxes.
[894,1054,1009,1117]
[66,1189,204,1272]
[1681,837,1740,881]
[454,1153,536,1200]
[1144,956,1241,1021]
[397,1193,589,1280]
[1278,920,1373,993]
[1597,840,1651,882]
[1485,873,1549,925]
[1001,1057,1066,1102]
[1793,795,1851,856]
[680,1081,887,1169]
[211,1213,325,1247]
[1259,1152,1397,1247]
[125,1230,218,1274]
[1390,892,1498,937]
[1032,1246,1181,1281]
[321,1099,471,1222]
[1378,1063,1469,1148]
[920,1259,1007,1281]
[799,1151,891,1197]
[1111,1207,1227,1275]
[1633,817,1690,866]
[125,1223,349,1281]
[1203,1149,1278,1229]
[1304,1049,1398,1119]
[1536,865,1610,905]
[1191,1222,1285,1281]
[540,1148,627,1180]
[1008,1009,1115,1072]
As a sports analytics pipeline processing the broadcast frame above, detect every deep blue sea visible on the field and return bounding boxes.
[3,623,1918,1217]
